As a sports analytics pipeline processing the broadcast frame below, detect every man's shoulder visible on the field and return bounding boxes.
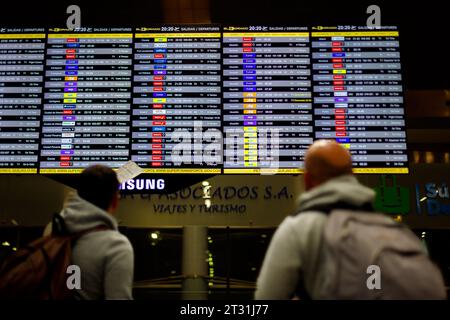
[82,229,133,252]
[283,211,328,230]
[276,211,329,244]
[105,230,133,248]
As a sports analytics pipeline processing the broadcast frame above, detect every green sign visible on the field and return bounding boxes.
[374,175,410,214]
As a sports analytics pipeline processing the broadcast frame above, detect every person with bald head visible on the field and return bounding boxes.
[255,140,376,299]
[304,139,353,190]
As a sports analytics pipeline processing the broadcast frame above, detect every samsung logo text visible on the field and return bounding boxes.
[120,179,165,191]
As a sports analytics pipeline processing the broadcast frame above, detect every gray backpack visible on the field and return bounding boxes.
[320,210,447,299]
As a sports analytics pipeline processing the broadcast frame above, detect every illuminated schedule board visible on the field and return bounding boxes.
[40,28,133,173]
[0,28,45,173]
[311,26,408,174]
[222,26,312,174]
[0,25,409,175]
[132,26,222,174]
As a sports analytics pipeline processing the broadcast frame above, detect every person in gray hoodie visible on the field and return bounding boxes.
[47,165,134,300]
[255,140,375,299]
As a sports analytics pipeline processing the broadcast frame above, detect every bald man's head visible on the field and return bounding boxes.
[304,140,353,190]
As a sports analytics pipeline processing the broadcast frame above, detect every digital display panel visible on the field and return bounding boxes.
[132,25,222,174]
[311,26,407,174]
[0,25,409,174]
[40,28,133,173]
[0,28,45,173]
[222,26,312,174]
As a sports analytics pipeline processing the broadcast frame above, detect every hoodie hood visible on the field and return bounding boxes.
[297,174,375,214]
[60,192,118,233]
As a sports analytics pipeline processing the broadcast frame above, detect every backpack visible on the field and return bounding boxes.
[0,215,107,300]
[320,210,447,299]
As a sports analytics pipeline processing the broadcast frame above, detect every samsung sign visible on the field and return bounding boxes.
[120,179,165,191]
[415,182,450,215]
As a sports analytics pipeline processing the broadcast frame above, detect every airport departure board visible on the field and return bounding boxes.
[223,26,311,174]
[311,26,407,174]
[0,28,45,174]
[40,28,133,173]
[0,25,409,174]
[132,26,222,174]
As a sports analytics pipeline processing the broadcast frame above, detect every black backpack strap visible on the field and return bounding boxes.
[51,213,69,236]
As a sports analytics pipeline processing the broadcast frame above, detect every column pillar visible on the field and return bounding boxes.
[182,225,208,299]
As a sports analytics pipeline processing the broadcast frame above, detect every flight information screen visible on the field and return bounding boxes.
[311,26,407,173]
[222,26,312,174]
[40,28,133,173]
[0,28,45,173]
[0,25,409,174]
[132,25,222,174]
